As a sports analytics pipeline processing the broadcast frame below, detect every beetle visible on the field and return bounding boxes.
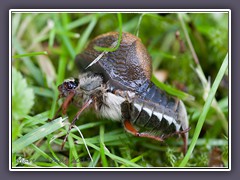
[57,32,189,153]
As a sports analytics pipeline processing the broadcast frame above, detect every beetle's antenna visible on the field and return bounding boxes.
[61,98,93,150]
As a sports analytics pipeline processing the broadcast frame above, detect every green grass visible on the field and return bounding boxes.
[179,54,228,167]
[11,12,229,168]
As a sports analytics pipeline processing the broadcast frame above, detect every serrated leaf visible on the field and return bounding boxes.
[12,67,35,121]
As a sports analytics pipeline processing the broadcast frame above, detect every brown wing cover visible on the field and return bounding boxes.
[75,32,152,92]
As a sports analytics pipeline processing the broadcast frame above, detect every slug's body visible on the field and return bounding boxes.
[58,32,189,153]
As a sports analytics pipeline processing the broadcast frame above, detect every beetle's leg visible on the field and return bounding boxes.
[51,91,75,120]
[62,91,76,115]
[114,89,135,102]
[179,128,190,155]
[61,98,93,150]
[123,120,164,142]
[181,133,188,155]
[162,128,190,155]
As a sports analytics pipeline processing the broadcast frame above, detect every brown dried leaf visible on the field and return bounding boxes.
[208,147,224,167]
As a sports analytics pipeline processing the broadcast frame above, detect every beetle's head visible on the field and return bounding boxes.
[58,72,103,98]
[58,78,79,97]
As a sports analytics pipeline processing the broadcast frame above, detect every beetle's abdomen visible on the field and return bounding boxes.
[122,84,188,138]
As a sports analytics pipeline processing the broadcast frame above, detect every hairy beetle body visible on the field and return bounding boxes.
[57,32,189,153]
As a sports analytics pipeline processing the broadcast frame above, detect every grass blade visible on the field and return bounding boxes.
[12,117,66,153]
[151,75,195,101]
[12,51,48,59]
[179,53,228,167]
[99,125,108,167]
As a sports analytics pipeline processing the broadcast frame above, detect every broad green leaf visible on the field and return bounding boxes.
[12,67,35,121]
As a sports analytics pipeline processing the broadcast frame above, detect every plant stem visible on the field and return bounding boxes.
[178,13,228,135]
[179,54,228,167]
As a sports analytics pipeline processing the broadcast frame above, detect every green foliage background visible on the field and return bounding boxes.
[11,12,229,168]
